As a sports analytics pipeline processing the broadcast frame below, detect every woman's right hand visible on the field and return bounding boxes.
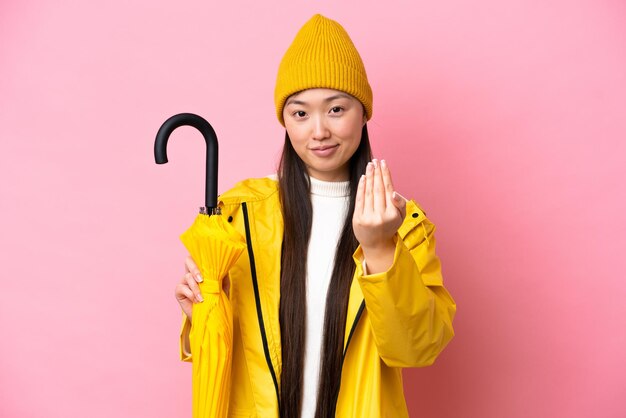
[175,255,205,322]
[175,255,231,322]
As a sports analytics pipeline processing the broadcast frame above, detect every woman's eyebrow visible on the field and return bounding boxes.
[323,93,351,102]
[285,98,306,106]
[285,93,351,107]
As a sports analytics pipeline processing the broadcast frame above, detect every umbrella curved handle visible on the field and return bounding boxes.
[154,113,219,211]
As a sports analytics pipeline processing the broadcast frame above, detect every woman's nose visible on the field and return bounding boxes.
[311,116,330,140]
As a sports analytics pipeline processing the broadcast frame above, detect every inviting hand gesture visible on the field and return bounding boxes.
[353,159,407,274]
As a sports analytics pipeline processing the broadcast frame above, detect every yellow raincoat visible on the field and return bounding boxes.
[180,177,456,417]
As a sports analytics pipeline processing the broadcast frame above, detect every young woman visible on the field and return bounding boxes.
[175,14,456,418]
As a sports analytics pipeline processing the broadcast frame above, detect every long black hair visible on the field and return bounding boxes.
[277,124,372,418]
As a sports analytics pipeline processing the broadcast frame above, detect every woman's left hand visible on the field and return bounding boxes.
[353,159,407,274]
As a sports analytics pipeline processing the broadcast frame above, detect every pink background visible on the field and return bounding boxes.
[2,0,625,417]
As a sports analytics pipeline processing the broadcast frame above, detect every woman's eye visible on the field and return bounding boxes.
[294,111,306,118]
[330,106,343,114]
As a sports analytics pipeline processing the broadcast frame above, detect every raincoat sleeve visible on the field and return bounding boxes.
[353,200,456,368]
[179,312,193,362]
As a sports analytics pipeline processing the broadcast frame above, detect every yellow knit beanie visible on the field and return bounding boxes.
[274,14,373,126]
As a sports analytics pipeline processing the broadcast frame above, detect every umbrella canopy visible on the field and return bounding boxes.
[180,213,245,416]
[155,113,245,417]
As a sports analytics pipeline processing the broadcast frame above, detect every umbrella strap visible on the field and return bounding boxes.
[201,280,221,294]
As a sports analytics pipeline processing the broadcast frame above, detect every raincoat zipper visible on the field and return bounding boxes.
[343,301,366,361]
[329,300,366,416]
[241,202,281,410]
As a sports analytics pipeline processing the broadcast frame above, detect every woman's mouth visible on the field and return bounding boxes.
[310,144,339,157]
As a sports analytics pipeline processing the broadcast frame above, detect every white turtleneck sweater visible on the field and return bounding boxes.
[301,177,350,418]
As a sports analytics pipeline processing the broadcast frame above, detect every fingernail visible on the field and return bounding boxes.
[393,191,400,200]
[196,274,203,283]
[395,191,408,202]
[367,162,373,173]
[197,293,204,302]
[381,159,387,168]
[373,159,378,168]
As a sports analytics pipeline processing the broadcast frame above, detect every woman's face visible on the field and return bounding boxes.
[283,88,366,182]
